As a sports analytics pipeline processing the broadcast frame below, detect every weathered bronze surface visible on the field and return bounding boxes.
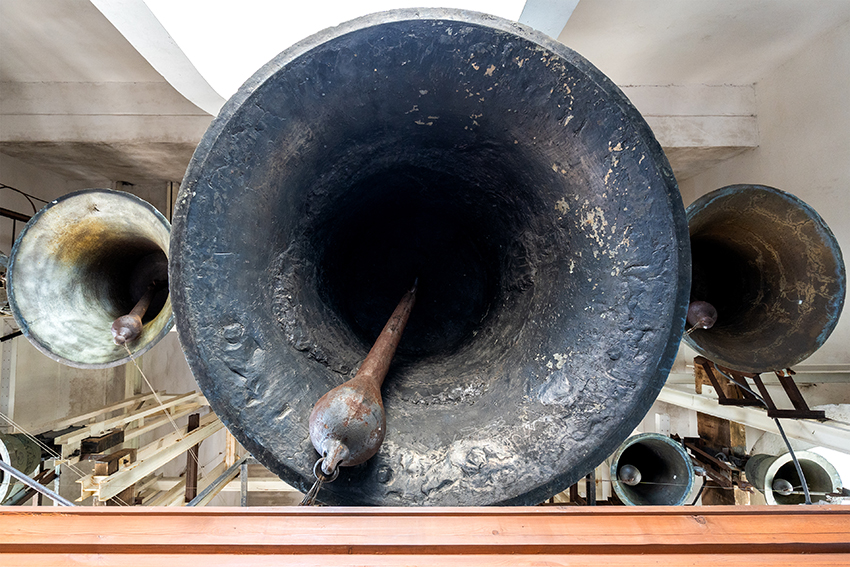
[610,433,695,506]
[8,189,173,368]
[309,281,417,475]
[686,184,845,372]
[170,9,690,506]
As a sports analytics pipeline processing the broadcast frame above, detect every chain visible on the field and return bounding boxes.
[299,457,339,506]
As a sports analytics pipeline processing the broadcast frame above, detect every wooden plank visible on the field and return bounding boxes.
[2,554,849,567]
[135,412,219,462]
[55,392,201,446]
[94,418,223,501]
[0,507,847,562]
[146,478,185,507]
[184,413,200,502]
[34,392,162,434]
[122,402,207,442]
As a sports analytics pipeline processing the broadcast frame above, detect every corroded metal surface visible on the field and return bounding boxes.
[745,451,842,505]
[170,9,690,506]
[685,184,845,373]
[310,282,417,475]
[8,189,172,368]
[610,433,695,506]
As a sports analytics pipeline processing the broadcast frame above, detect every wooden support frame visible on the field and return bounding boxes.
[695,357,827,420]
[0,507,847,565]
[78,413,223,502]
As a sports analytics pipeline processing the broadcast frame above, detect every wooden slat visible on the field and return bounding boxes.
[0,507,847,564]
[1,554,849,567]
[122,401,207,442]
[55,392,201,445]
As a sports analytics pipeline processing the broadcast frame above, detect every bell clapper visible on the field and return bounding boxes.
[617,464,642,486]
[308,279,418,479]
[111,280,165,345]
[685,300,718,335]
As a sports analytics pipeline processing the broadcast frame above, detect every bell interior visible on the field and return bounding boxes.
[685,185,845,372]
[615,437,693,506]
[9,190,172,368]
[771,458,838,505]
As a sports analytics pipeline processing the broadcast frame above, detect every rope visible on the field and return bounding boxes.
[713,365,813,505]
[122,343,183,438]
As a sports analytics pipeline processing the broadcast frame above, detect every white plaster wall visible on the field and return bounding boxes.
[678,19,850,366]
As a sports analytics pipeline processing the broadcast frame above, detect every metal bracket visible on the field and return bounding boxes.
[695,357,826,420]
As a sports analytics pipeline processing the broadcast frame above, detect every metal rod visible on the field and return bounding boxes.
[308,279,418,475]
[0,207,31,223]
[240,460,248,507]
[0,330,23,342]
[111,282,160,345]
[187,455,248,507]
[0,459,74,507]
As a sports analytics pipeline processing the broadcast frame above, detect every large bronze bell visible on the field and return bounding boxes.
[685,184,845,373]
[170,9,690,505]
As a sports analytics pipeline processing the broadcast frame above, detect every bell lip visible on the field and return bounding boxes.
[0,435,12,502]
[7,188,174,370]
[683,183,846,373]
[171,8,691,507]
[609,432,695,506]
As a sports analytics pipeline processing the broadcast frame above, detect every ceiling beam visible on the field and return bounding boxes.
[658,385,850,455]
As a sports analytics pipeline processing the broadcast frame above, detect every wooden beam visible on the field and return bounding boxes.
[79,415,223,502]
[35,391,163,435]
[658,385,850,455]
[122,401,207,442]
[55,392,200,446]
[145,478,185,507]
[184,414,200,502]
[0,507,847,564]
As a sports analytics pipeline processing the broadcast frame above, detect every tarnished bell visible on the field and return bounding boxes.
[609,433,695,506]
[8,189,172,368]
[170,9,690,506]
[0,434,41,503]
[685,184,845,373]
[745,452,842,505]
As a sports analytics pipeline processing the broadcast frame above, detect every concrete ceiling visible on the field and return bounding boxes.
[559,0,850,86]
[1,0,849,185]
[0,0,211,184]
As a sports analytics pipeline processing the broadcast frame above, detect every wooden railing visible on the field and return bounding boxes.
[0,506,848,565]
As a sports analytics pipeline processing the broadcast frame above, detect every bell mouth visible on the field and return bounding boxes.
[8,189,173,369]
[685,184,845,372]
[610,433,695,506]
[171,8,690,506]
